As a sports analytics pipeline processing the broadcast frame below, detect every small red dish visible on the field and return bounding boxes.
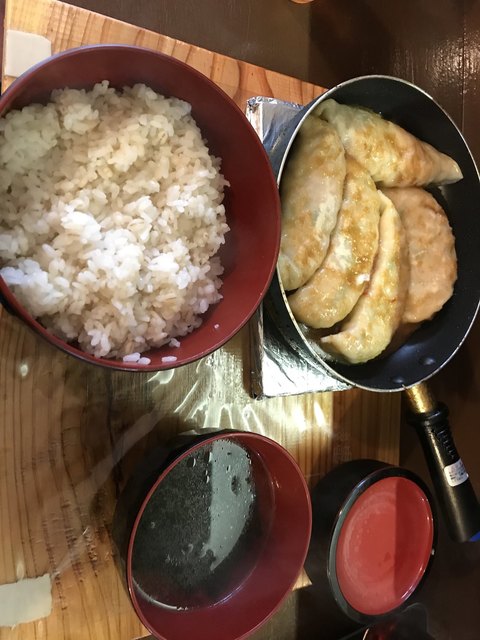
[334,475,434,617]
[307,460,436,626]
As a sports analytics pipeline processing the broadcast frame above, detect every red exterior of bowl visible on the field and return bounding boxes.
[0,45,281,370]
[124,432,312,640]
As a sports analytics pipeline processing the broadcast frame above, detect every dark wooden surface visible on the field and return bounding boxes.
[3,0,480,637]
[64,0,480,158]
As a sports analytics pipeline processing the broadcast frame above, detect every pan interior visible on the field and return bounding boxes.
[274,76,480,391]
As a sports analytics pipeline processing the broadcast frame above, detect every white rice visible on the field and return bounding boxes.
[122,352,142,363]
[0,81,229,358]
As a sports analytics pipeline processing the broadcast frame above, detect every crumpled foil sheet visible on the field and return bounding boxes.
[246,97,350,399]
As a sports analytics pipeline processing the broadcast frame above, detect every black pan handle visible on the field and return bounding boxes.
[406,383,480,543]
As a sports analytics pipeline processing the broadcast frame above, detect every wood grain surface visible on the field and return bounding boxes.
[13,1,480,639]
[4,0,320,104]
[0,1,400,639]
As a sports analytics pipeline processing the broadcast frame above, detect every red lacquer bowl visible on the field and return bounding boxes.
[0,45,281,371]
[112,430,312,640]
[307,460,436,626]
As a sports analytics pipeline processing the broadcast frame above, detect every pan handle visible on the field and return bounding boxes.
[406,383,480,543]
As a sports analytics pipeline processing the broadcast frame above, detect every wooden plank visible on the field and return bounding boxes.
[64,0,314,86]
[0,1,401,639]
[4,0,322,105]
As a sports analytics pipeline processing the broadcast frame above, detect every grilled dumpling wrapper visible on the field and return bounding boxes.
[382,187,457,323]
[321,193,409,364]
[288,157,381,328]
[315,99,462,188]
[278,116,346,291]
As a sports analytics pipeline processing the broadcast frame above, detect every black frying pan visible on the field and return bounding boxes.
[265,75,480,543]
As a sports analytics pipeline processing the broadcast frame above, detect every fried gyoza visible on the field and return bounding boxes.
[278,116,346,291]
[321,193,409,364]
[382,187,457,323]
[315,99,462,188]
[288,156,381,328]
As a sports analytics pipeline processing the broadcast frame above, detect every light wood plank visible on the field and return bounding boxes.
[4,0,324,106]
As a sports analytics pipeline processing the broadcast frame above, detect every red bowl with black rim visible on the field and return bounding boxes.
[306,460,436,627]
[0,45,281,371]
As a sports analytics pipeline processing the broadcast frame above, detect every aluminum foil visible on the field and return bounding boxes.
[246,97,350,398]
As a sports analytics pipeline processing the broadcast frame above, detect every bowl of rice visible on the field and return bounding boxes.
[0,45,281,370]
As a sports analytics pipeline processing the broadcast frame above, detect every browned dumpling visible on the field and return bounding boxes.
[315,99,462,188]
[287,156,381,328]
[278,116,346,291]
[381,187,457,323]
[321,193,409,364]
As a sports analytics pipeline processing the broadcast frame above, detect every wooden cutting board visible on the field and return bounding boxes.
[0,1,401,639]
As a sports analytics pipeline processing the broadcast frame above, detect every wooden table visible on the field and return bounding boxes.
[0,0,402,638]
